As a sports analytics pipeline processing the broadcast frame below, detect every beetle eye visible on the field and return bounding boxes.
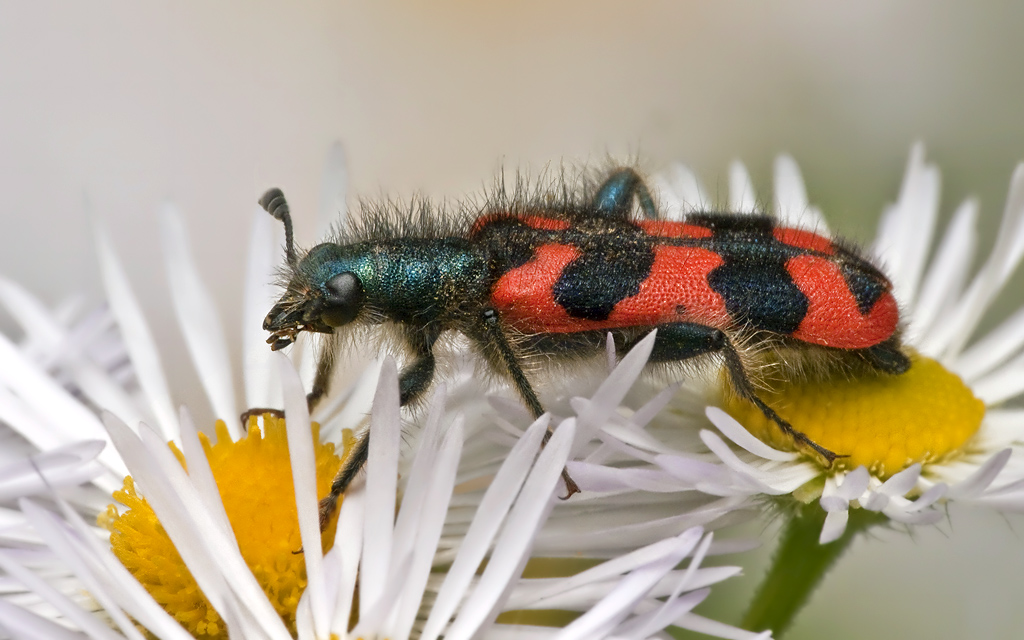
[321,272,365,327]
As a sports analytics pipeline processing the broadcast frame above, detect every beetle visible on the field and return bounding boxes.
[258,167,910,527]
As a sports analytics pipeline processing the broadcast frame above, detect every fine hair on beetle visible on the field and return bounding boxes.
[259,161,914,529]
[271,163,903,415]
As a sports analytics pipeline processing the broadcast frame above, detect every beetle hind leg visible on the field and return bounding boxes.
[625,323,839,465]
[591,168,658,220]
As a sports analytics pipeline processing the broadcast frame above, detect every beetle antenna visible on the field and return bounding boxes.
[259,188,297,268]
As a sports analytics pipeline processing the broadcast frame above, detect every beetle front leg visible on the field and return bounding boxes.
[307,333,339,411]
[625,322,839,465]
[239,333,340,427]
[591,167,658,220]
[476,309,580,498]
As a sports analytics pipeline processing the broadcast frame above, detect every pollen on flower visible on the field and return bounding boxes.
[722,353,985,478]
[99,415,347,639]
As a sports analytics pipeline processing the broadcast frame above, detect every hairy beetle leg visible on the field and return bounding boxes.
[625,323,840,465]
[478,309,581,499]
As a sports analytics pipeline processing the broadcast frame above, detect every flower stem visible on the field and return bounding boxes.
[741,503,884,637]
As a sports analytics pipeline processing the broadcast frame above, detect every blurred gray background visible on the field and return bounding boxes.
[2,2,1023,638]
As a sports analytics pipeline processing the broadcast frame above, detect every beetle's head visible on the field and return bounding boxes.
[264,243,368,351]
[259,188,367,351]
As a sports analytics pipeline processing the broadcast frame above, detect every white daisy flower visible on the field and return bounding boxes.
[684,146,1024,537]
[0,146,767,639]
[572,144,1024,635]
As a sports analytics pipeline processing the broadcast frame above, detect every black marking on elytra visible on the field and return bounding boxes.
[683,213,811,334]
[471,216,556,275]
[840,262,887,314]
[553,239,655,320]
[552,223,655,321]
[687,212,775,235]
[708,257,809,334]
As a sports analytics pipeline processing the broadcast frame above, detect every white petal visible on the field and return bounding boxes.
[819,508,849,544]
[389,395,464,640]
[659,163,709,218]
[728,161,756,213]
[160,206,238,430]
[243,207,284,410]
[698,431,792,496]
[557,529,701,640]
[0,548,126,640]
[103,412,290,638]
[0,278,144,434]
[0,598,94,640]
[316,357,383,442]
[327,487,364,635]
[0,441,105,501]
[628,383,683,429]
[420,416,550,640]
[94,224,178,439]
[360,358,402,622]
[773,154,827,232]
[705,408,797,462]
[352,551,414,637]
[947,448,1012,500]
[910,198,978,345]
[443,419,575,640]
[53,499,197,639]
[575,332,657,441]
[818,495,849,512]
[671,164,709,211]
[0,334,124,478]
[877,464,921,497]
[882,501,943,525]
[873,143,940,305]
[615,589,709,639]
[513,529,703,609]
[584,412,684,458]
[296,333,320,399]
[932,163,1024,359]
[394,416,463,640]
[654,454,734,487]
[970,358,1024,404]
[957,306,1024,383]
[18,501,151,640]
[837,467,871,500]
[904,483,947,512]
[278,353,328,637]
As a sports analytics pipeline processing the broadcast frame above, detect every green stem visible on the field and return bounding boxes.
[741,504,884,638]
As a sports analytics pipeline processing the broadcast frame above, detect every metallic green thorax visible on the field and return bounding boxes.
[298,238,491,325]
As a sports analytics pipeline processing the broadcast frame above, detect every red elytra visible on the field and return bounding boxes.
[491,244,730,333]
[486,213,898,351]
[786,254,900,349]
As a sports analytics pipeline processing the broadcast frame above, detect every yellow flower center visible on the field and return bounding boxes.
[721,353,985,478]
[98,415,347,638]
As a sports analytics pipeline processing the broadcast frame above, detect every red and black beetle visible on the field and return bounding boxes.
[259,167,909,525]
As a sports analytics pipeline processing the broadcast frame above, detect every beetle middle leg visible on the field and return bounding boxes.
[623,322,839,464]
[317,325,442,529]
[475,308,581,498]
